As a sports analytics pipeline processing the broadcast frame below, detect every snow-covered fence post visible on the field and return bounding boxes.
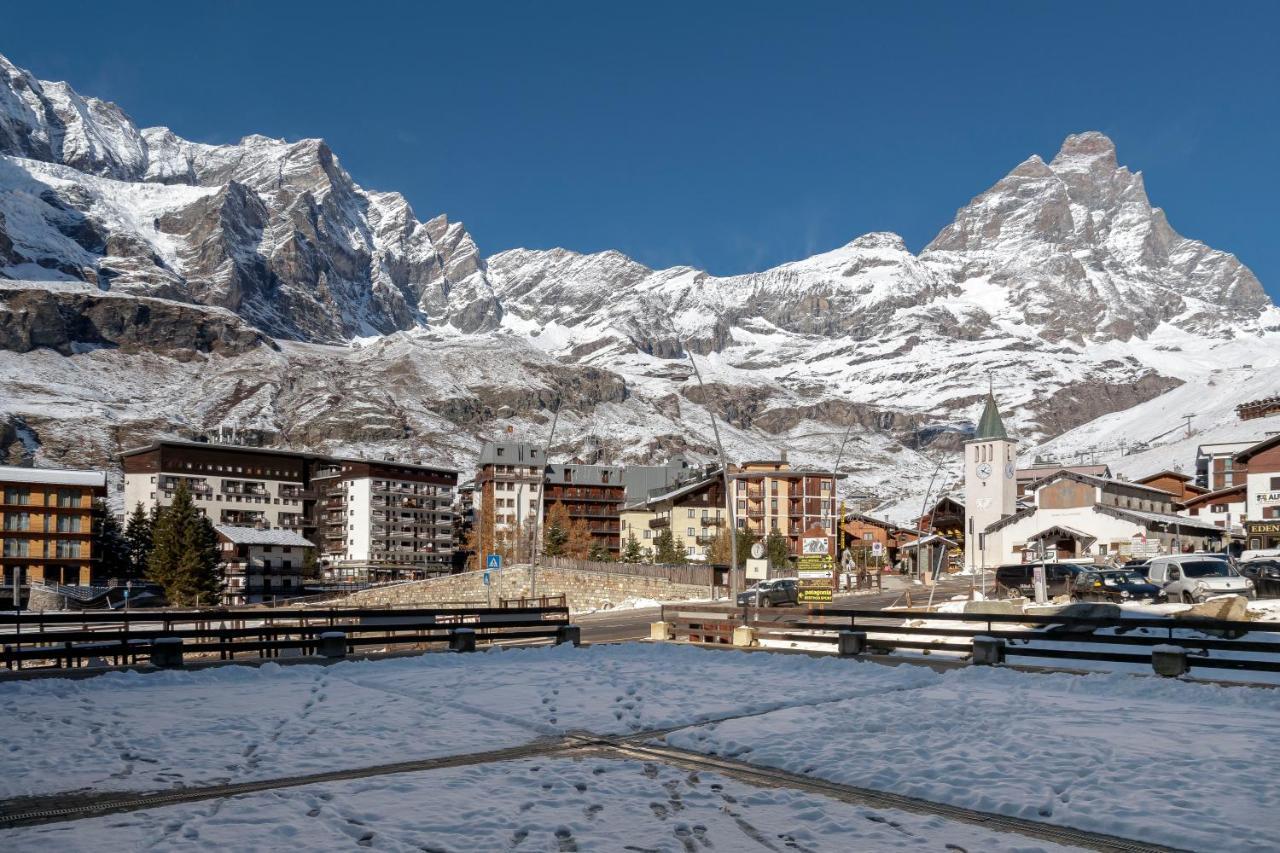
[555,625,581,647]
[449,627,476,653]
[318,631,347,659]
[971,636,1004,665]
[151,637,184,669]
[837,630,866,657]
[1151,644,1189,677]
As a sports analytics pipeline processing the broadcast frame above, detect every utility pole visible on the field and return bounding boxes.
[683,342,738,597]
[529,401,561,599]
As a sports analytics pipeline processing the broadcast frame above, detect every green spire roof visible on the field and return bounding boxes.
[974,392,1008,440]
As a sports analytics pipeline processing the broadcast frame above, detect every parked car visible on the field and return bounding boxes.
[1146,555,1255,603]
[994,562,1081,599]
[737,578,798,607]
[1238,559,1280,598]
[1070,569,1165,603]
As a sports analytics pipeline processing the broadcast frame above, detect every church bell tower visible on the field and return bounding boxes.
[964,390,1017,572]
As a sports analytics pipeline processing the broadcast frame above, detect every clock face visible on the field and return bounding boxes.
[1005,462,1015,479]
[976,462,992,480]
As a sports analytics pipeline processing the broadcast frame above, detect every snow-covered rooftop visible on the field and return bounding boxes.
[213,525,314,546]
[0,465,106,488]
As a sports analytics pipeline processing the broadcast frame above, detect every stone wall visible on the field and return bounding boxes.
[339,564,712,613]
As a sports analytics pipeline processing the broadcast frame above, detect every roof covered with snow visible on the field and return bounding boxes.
[0,465,106,487]
[214,525,314,546]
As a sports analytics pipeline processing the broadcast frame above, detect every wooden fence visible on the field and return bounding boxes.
[0,603,571,672]
[658,604,1280,675]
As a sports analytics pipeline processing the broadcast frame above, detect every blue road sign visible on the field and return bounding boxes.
[486,554,502,570]
[482,572,490,586]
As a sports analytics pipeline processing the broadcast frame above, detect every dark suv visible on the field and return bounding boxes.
[737,578,798,607]
[994,562,1082,599]
[1238,560,1280,598]
[1070,569,1164,603]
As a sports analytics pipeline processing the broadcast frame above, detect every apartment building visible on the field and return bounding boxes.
[544,463,626,555]
[475,441,545,561]
[0,465,107,586]
[121,441,320,536]
[622,468,728,561]
[214,525,314,605]
[731,459,839,558]
[314,459,458,581]
[1195,440,1259,491]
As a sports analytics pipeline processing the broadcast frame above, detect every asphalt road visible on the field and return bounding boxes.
[576,575,986,644]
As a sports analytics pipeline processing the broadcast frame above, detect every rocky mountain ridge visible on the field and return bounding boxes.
[1,51,1278,510]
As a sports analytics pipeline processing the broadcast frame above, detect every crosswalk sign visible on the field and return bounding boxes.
[486,554,502,570]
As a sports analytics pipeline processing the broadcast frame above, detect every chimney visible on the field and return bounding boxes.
[780,449,788,463]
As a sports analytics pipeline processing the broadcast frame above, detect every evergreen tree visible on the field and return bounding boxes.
[765,533,791,569]
[146,481,222,606]
[621,533,644,563]
[124,502,153,579]
[588,541,612,563]
[91,500,130,581]
[653,528,685,564]
[543,502,571,557]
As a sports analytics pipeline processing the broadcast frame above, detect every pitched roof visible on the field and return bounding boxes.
[1235,433,1280,464]
[214,525,314,546]
[1180,484,1247,510]
[1095,504,1225,534]
[1135,470,1193,484]
[1033,470,1175,498]
[973,392,1008,440]
[1016,464,1111,482]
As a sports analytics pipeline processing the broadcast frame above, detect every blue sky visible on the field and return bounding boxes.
[5,1,1278,298]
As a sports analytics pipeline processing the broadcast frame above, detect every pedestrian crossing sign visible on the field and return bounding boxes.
[486,554,502,570]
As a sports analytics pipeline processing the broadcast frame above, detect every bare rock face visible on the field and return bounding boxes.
[0,284,273,356]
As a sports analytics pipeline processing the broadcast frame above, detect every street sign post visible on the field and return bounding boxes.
[486,554,502,571]
[482,572,490,586]
[871,541,883,557]
[1032,564,1047,604]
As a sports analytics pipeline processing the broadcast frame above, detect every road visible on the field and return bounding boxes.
[575,574,986,644]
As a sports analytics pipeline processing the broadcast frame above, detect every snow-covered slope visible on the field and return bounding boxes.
[1,51,1278,508]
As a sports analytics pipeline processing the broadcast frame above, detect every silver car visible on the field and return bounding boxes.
[1146,555,1254,603]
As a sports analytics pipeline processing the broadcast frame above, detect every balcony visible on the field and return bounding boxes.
[649,517,670,529]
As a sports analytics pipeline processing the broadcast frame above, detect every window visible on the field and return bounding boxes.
[1211,504,1229,514]
[2,540,29,557]
[770,499,778,512]
[56,540,79,558]
[3,487,30,506]
[56,515,81,533]
[601,471,610,483]
[3,513,29,531]
[1272,477,1280,491]
[643,530,652,540]
[687,527,695,537]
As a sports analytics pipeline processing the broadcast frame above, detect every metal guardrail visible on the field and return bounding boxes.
[0,604,571,671]
[659,604,1280,675]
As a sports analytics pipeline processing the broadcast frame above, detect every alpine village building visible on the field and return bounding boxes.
[1,465,107,586]
[121,440,459,587]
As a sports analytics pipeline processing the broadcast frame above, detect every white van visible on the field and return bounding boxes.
[1147,555,1254,603]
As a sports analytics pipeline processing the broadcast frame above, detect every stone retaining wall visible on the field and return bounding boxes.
[339,565,712,613]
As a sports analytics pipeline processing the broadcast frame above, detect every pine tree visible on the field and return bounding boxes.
[588,541,612,563]
[124,503,153,579]
[621,533,643,563]
[543,502,571,557]
[92,500,130,582]
[146,481,222,606]
[653,528,685,564]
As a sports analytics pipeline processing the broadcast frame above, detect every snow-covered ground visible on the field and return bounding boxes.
[663,665,1280,853]
[7,756,1084,853]
[3,643,1277,851]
